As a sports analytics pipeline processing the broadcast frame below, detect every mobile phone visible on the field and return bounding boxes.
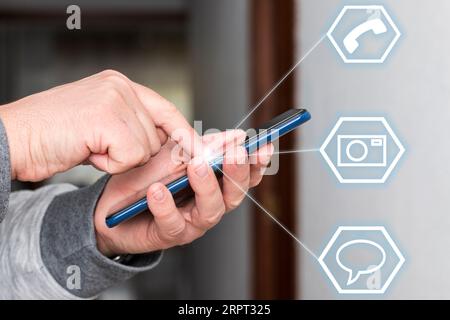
[105,108,311,228]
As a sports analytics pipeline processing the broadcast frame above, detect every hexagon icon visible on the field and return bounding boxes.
[327,5,401,63]
[319,226,405,294]
[320,117,405,184]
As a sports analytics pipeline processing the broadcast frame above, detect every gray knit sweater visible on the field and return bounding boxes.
[0,118,161,299]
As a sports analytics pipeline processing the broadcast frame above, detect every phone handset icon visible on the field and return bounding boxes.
[343,18,387,54]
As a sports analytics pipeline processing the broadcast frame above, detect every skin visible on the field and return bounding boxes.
[0,69,202,181]
[95,131,274,256]
[0,70,274,257]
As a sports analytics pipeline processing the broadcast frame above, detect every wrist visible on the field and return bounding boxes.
[0,104,28,181]
[94,181,122,257]
[96,229,116,257]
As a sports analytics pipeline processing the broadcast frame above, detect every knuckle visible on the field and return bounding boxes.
[165,224,185,240]
[102,70,131,91]
[203,216,219,229]
[209,208,225,226]
[100,69,127,81]
[156,135,163,148]
[219,202,227,215]
[111,149,140,172]
[134,145,148,164]
[226,194,245,210]
[107,162,127,175]
[150,138,162,156]
[151,146,161,157]
[160,224,184,243]
[146,225,166,249]
[141,152,151,165]
[99,85,123,108]
[202,206,225,228]
[108,167,122,175]
[166,103,177,114]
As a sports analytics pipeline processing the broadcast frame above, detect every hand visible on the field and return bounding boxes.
[94,130,274,256]
[0,70,201,181]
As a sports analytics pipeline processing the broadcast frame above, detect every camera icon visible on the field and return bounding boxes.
[337,135,386,167]
[320,117,404,184]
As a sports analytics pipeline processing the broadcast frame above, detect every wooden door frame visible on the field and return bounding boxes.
[250,0,298,299]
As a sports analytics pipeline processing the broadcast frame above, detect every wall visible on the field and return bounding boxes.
[188,0,251,299]
[296,0,450,299]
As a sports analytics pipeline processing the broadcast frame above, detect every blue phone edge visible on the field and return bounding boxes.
[105,109,311,228]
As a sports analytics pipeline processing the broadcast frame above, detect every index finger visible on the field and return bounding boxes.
[130,81,202,157]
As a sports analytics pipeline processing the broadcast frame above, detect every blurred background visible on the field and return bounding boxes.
[0,0,298,299]
[1,0,447,300]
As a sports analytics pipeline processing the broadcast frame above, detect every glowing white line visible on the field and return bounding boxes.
[217,167,319,260]
[272,148,320,155]
[234,34,326,129]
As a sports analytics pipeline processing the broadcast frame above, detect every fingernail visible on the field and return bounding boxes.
[152,188,165,201]
[193,158,209,178]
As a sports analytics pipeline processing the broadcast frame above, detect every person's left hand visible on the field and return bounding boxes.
[94,130,274,256]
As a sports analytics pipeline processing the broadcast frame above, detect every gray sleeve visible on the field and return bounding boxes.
[0,118,11,223]
[0,115,161,299]
[39,176,162,298]
[0,179,162,299]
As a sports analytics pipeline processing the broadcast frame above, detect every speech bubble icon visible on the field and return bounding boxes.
[335,239,386,286]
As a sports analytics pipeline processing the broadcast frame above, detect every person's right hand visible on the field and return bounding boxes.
[0,70,201,181]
